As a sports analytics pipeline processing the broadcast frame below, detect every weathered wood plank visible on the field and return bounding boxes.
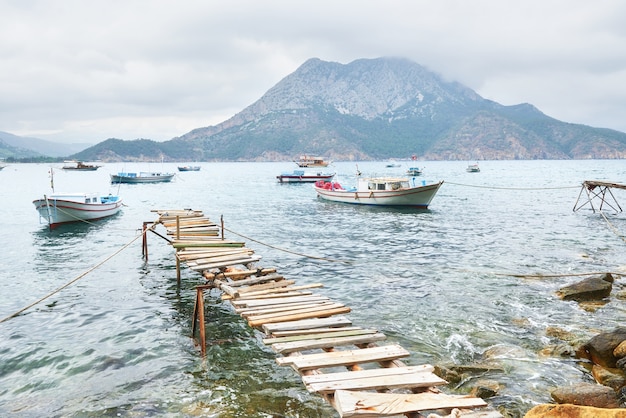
[236,283,323,298]
[263,328,377,344]
[334,390,487,418]
[223,272,283,287]
[247,302,347,323]
[270,326,361,338]
[248,306,351,327]
[302,365,446,393]
[231,295,329,308]
[238,301,335,317]
[262,316,352,334]
[190,255,262,270]
[172,241,246,248]
[270,333,387,354]
[275,344,409,370]
[235,280,296,294]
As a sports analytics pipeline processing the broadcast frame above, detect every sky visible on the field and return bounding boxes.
[2,0,626,145]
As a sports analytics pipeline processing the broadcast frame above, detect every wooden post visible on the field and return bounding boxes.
[142,222,149,260]
[176,215,180,240]
[221,215,224,240]
[176,254,181,285]
[197,287,206,356]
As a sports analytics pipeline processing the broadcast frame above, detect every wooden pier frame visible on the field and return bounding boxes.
[573,180,625,213]
[147,208,499,418]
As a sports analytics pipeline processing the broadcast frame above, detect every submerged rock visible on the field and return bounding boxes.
[551,382,621,408]
[525,404,626,417]
[556,273,613,302]
[577,327,626,368]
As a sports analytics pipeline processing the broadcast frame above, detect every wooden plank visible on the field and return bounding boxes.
[301,365,446,393]
[235,280,296,294]
[236,283,324,298]
[223,273,284,287]
[270,333,387,354]
[263,316,352,334]
[207,269,278,282]
[263,328,378,344]
[190,255,262,270]
[247,302,347,323]
[229,290,313,300]
[270,326,361,338]
[248,306,351,327]
[334,390,487,418]
[275,344,410,370]
[172,241,246,248]
[231,295,329,308]
[186,252,257,266]
[238,301,335,317]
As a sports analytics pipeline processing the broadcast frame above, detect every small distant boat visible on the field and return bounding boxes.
[276,169,335,183]
[295,155,330,168]
[466,163,481,173]
[33,192,123,229]
[386,161,401,168]
[110,172,175,184]
[178,165,201,172]
[406,167,423,176]
[61,161,102,171]
[314,177,443,208]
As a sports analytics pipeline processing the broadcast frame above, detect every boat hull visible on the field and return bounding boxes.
[277,173,335,183]
[110,173,175,183]
[178,166,201,172]
[315,181,443,208]
[33,195,123,228]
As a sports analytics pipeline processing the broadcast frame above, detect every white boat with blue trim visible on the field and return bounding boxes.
[314,177,443,208]
[33,193,123,228]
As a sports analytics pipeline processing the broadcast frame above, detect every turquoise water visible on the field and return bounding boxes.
[1,160,626,417]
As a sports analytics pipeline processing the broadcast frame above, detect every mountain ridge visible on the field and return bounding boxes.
[4,57,626,161]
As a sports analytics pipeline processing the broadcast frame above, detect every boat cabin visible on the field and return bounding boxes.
[359,177,410,192]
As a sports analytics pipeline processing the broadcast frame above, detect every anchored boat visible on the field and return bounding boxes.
[276,169,335,183]
[314,177,443,208]
[33,193,123,228]
[110,172,175,183]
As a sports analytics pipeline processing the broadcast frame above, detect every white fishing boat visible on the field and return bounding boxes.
[314,177,443,208]
[406,167,423,176]
[276,169,335,183]
[294,155,330,168]
[466,163,480,173]
[61,160,102,171]
[110,172,175,183]
[178,165,201,172]
[33,193,123,228]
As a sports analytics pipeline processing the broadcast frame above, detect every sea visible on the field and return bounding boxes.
[1,160,626,417]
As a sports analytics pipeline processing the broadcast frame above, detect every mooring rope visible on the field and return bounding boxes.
[444,181,580,190]
[599,210,626,244]
[223,226,353,264]
[0,226,151,324]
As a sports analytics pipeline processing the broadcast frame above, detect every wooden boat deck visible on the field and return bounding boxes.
[146,209,499,418]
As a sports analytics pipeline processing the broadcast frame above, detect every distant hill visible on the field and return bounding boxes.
[14,57,626,161]
[0,131,90,159]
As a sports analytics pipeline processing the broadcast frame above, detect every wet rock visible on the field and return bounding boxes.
[551,382,621,408]
[524,404,626,417]
[614,341,626,358]
[556,273,613,302]
[433,364,461,384]
[469,379,502,399]
[617,357,626,371]
[592,364,626,391]
[539,343,575,358]
[577,327,626,368]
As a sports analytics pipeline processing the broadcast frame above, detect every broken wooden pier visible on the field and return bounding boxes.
[573,180,625,213]
[144,209,498,418]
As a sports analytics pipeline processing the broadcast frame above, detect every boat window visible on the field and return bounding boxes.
[391,182,401,190]
[377,183,385,190]
[368,182,375,190]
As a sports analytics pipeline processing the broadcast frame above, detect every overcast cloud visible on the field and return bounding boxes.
[2,0,626,144]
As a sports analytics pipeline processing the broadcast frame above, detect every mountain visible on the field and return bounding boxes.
[65,57,626,161]
[0,131,90,159]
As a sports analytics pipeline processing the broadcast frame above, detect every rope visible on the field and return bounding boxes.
[599,211,626,244]
[223,226,352,264]
[444,181,580,190]
[493,270,623,279]
[0,226,152,324]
